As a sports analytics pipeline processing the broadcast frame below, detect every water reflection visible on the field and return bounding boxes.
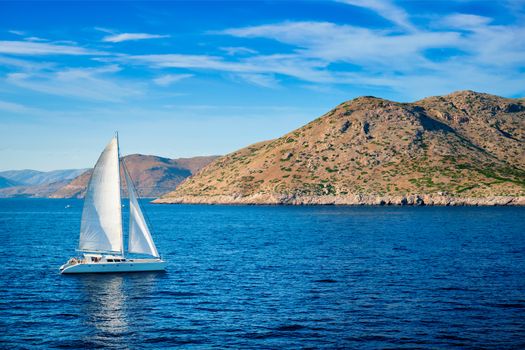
[77,273,164,348]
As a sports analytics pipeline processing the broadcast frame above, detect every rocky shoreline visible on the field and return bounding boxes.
[152,193,525,206]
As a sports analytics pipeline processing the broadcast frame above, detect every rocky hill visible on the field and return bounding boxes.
[51,154,218,198]
[155,91,525,205]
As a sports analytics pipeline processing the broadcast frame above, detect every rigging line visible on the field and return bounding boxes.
[121,157,158,241]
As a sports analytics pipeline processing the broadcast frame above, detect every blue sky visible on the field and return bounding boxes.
[1,0,524,170]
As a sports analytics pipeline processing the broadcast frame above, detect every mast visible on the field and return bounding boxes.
[116,131,124,257]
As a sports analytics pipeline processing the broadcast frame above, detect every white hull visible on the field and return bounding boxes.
[60,259,166,274]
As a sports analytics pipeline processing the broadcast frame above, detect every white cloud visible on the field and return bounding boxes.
[8,30,25,36]
[23,36,48,42]
[219,46,258,55]
[338,0,415,31]
[434,17,525,67]
[221,21,461,69]
[6,65,141,102]
[102,33,170,43]
[94,27,114,34]
[127,53,230,69]
[153,73,193,86]
[441,14,493,29]
[0,40,103,55]
[2,4,521,101]
[215,17,525,97]
[0,100,39,114]
[105,12,524,97]
[0,55,54,71]
[236,73,279,88]
[123,52,331,83]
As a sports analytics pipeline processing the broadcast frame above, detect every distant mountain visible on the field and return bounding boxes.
[0,155,217,199]
[0,176,20,189]
[0,168,88,198]
[0,180,71,198]
[0,169,87,186]
[51,154,218,198]
[155,91,525,206]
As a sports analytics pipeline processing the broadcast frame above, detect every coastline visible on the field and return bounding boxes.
[152,193,525,206]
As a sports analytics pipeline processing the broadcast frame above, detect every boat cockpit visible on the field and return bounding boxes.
[65,254,127,266]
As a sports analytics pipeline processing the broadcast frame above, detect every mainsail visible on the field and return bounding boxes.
[78,137,123,253]
[123,162,159,258]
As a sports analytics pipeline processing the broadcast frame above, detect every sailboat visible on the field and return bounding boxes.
[60,135,166,274]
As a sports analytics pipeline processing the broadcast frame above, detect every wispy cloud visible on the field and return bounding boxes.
[440,13,493,29]
[23,36,48,42]
[6,65,141,102]
[102,33,170,43]
[216,16,525,97]
[0,100,40,114]
[153,73,193,86]
[436,14,525,67]
[8,30,25,36]
[0,40,103,55]
[221,21,460,67]
[236,73,279,88]
[86,8,524,98]
[2,2,524,105]
[126,53,228,69]
[338,0,415,31]
[93,27,113,34]
[121,52,331,84]
[219,46,258,56]
[0,55,53,71]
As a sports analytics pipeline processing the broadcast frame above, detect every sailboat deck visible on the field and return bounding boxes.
[60,258,166,274]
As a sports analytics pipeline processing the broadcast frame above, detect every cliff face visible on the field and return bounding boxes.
[155,91,525,205]
[50,155,218,198]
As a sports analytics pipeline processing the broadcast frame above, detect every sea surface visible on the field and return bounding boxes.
[0,199,524,349]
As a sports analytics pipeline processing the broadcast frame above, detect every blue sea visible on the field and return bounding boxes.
[0,199,524,349]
